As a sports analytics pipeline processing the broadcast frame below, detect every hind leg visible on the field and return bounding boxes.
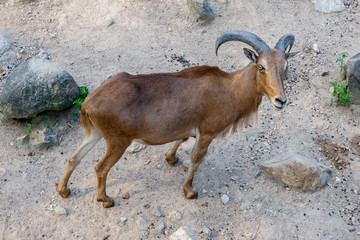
[56,130,102,198]
[165,138,188,164]
[95,140,130,208]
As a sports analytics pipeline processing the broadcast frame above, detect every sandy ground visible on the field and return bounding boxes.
[0,0,360,239]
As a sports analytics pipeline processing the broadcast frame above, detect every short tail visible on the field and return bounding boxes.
[80,107,94,138]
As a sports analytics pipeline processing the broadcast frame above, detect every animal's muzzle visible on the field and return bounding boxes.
[274,97,287,109]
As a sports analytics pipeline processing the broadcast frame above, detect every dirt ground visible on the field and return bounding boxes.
[1,0,360,239]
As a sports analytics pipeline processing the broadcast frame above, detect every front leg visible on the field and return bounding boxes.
[183,134,213,199]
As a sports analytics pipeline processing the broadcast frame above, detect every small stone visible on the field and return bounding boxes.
[335,176,341,184]
[54,206,67,216]
[221,194,230,205]
[154,222,166,234]
[312,43,320,54]
[202,225,212,238]
[16,135,29,145]
[170,226,198,240]
[240,200,251,211]
[152,204,163,217]
[29,128,59,149]
[136,216,148,230]
[183,159,190,169]
[120,217,128,223]
[170,210,183,221]
[230,175,240,181]
[122,192,130,199]
[180,138,195,155]
[104,17,114,27]
[126,142,146,153]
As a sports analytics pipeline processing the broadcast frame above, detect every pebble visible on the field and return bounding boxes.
[120,217,127,223]
[154,222,166,234]
[170,210,183,221]
[54,206,67,216]
[183,159,190,169]
[122,192,130,199]
[170,226,198,240]
[126,142,146,153]
[221,194,230,205]
[152,204,163,217]
[104,17,114,27]
[312,43,320,54]
[202,225,212,238]
[240,200,251,211]
[230,176,240,181]
[136,216,148,230]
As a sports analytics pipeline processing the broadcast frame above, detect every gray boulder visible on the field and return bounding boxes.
[345,52,360,104]
[0,58,79,119]
[261,152,332,192]
[187,0,215,26]
[313,0,345,13]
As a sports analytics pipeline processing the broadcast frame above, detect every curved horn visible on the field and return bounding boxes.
[215,30,271,56]
[275,34,295,53]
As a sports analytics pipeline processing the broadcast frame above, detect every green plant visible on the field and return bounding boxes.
[73,86,89,116]
[331,82,352,105]
[25,122,32,135]
[336,52,348,70]
[55,118,59,127]
[44,123,51,129]
[331,52,352,105]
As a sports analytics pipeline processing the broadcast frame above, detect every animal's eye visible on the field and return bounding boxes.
[258,64,265,71]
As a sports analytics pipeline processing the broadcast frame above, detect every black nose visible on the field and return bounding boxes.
[275,98,287,105]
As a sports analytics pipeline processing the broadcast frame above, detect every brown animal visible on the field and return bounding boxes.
[56,30,297,208]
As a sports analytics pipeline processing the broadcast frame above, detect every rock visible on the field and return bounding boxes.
[16,134,29,145]
[0,50,17,70]
[126,142,146,153]
[312,43,320,54]
[345,52,360,104]
[120,217,128,223]
[221,194,230,205]
[136,216,148,230]
[54,206,67,215]
[0,34,10,56]
[104,17,115,27]
[170,226,198,240]
[170,210,183,221]
[29,128,59,148]
[0,58,79,119]
[313,0,345,13]
[187,0,215,26]
[261,152,332,192]
[202,225,212,238]
[153,222,166,234]
[183,159,191,169]
[122,192,130,199]
[152,204,163,217]
[240,200,251,211]
[180,137,196,155]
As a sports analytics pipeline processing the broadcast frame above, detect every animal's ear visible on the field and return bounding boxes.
[285,51,299,59]
[243,48,258,62]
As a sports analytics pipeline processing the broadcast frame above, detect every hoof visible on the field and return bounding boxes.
[97,196,115,208]
[184,190,198,199]
[55,183,70,198]
[165,153,179,165]
[102,200,115,208]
